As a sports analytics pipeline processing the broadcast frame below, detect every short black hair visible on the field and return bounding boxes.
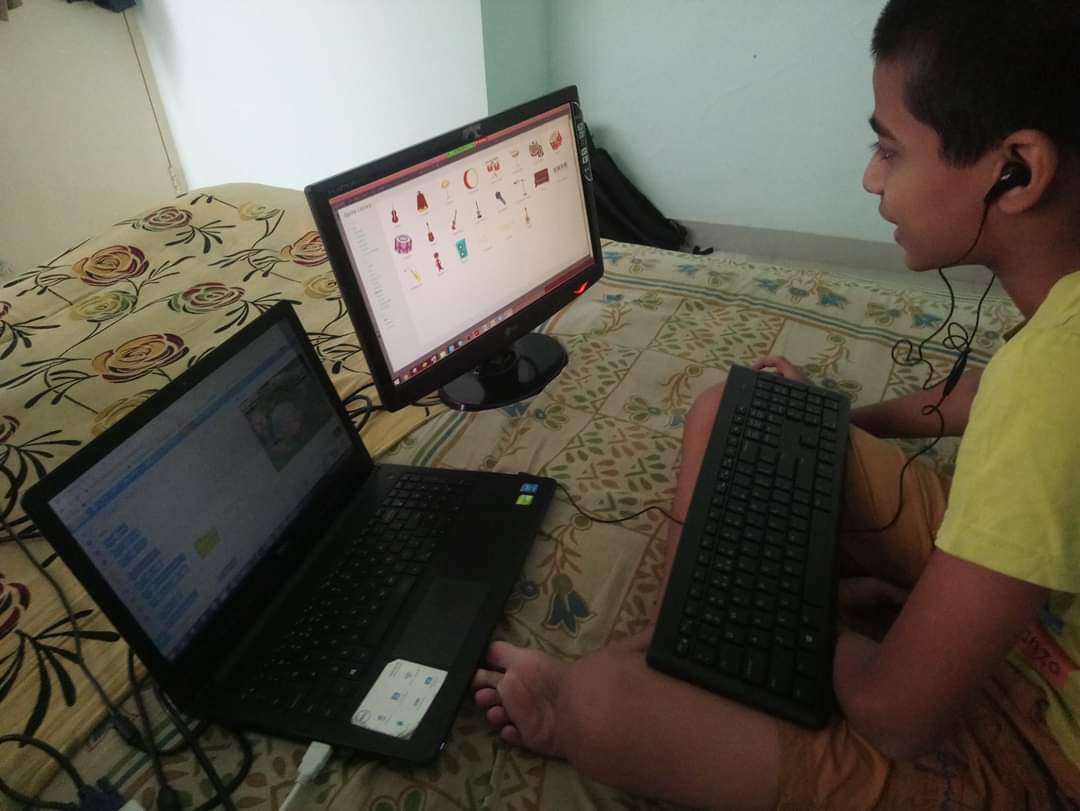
[872,0,1080,165]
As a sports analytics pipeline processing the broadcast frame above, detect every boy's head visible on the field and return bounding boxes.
[863,0,1080,271]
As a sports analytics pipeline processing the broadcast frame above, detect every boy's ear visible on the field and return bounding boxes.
[993,129,1059,213]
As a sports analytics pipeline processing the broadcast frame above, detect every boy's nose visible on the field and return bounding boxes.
[863,155,884,195]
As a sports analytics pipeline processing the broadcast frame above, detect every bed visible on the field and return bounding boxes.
[0,184,1018,809]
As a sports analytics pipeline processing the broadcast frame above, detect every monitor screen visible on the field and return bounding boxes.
[307,86,603,411]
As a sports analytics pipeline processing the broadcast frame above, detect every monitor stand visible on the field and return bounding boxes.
[438,333,567,412]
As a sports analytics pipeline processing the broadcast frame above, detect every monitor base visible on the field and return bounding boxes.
[438,333,567,412]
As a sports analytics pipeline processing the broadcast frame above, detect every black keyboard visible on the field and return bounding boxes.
[647,365,849,728]
[236,471,470,720]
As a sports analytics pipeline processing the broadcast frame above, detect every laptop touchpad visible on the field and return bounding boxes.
[392,577,489,669]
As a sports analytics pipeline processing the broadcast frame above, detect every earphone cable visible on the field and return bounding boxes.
[856,199,995,533]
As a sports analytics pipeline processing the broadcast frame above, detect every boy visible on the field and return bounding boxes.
[473,1,1080,807]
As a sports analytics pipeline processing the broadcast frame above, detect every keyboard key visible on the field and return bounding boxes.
[768,648,795,696]
[751,593,775,612]
[793,678,817,705]
[722,625,747,645]
[773,629,796,649]
[743,649,768,684]
[694,646,716,666]
[719,643,744,675]
[751,611,775,630]
[798,630,821,651]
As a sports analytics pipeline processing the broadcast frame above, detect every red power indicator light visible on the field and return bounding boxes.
[573,282,589,295]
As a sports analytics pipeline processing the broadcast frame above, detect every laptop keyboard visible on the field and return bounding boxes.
[236,471,471,720]
[647,366,849,728]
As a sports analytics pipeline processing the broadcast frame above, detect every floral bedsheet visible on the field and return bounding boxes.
[1,184,1020,809]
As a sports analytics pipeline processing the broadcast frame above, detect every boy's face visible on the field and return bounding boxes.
[863,60,996,271]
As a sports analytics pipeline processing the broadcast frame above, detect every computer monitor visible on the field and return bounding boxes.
[305,86,603,412]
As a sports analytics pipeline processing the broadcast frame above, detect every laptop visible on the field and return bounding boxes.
[22,302,555,762]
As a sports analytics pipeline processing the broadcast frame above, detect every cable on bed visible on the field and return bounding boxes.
[342,380,383,431]
[0,734,86,810]
[127,649,253,811]
[151,682,242,811]
[1,510,253,810]
[555,481,684,526]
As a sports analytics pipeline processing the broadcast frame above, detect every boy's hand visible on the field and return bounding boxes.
[750,355,810,385]
[838,577,909,641]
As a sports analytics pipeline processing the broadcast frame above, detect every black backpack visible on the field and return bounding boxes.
[585,125,689,252]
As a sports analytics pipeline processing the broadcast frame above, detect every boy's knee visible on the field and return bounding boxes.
[687,382,726,429]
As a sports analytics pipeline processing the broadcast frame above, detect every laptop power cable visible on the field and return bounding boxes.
[279,741,333,811]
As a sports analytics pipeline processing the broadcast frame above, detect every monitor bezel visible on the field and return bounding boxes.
[305,85,603,412]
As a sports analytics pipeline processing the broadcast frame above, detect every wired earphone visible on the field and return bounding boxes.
[861,158,1030,532]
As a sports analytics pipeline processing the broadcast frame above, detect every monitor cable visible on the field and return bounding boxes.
[555,481,683,526]
[343,381,382,431]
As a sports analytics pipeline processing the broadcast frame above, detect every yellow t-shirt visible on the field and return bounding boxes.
[936,271,1080,767]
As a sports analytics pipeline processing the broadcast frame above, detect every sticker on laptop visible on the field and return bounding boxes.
[351,659,446,739]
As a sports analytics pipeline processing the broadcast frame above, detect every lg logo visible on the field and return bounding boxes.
[462,124,482,140]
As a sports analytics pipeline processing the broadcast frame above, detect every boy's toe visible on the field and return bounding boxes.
[474,686,500,708]
[486,640,528,670]
[486,705,510,727]
[500,724,523,747]
[472,667,504,690]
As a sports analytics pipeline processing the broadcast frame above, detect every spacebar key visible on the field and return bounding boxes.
[362,576,418,645]
[803,511,834,607]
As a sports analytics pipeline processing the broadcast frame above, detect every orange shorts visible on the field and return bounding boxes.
[775,428,1080,810]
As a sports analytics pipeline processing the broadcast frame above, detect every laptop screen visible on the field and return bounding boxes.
[47,320,353,660]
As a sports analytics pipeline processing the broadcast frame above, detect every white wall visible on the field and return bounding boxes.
[549,0,892,245]
[0,0,176,271]
[133,0,489,192]
[481,0,552,114]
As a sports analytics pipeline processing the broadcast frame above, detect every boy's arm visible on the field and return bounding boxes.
[850,369,982,438]
[832,549,1046,760]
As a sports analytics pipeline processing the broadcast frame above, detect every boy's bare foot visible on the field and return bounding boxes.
[472,641,571,757]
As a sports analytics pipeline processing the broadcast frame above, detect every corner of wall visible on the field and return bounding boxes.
[124,9,188,194]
